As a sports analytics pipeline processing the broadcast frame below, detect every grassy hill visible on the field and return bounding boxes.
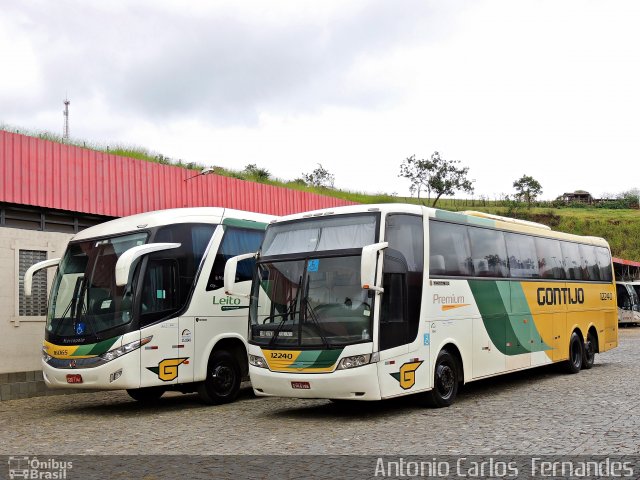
[4,126,639,260]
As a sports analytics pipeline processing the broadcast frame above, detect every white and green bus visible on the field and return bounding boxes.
[24,207,273,403]
[616,281,640,325]
[225,204,618,406]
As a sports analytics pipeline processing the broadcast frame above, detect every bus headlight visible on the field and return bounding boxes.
[100,336,153,363]
[338,353,376,370]
[249,354,268,369]
[42,346,51,362]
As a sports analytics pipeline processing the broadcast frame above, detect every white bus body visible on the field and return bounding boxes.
[226,204,618,406]
[26,207,274,403]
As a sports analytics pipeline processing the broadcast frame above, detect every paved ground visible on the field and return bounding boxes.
[1,328,639,456]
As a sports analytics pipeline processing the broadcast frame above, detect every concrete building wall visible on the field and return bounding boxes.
[0,226,72,374]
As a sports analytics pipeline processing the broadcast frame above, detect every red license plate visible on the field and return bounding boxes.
[291,381,310,389]
[66,374,83,384]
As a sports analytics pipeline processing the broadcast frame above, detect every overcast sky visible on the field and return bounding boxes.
[2,0,639,200]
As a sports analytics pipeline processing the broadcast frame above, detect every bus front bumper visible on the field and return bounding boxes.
[249,363,382,401]
[42,356,141,390]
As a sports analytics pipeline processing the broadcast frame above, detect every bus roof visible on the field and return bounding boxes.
[72,207,275,241]
[268,203,609,248]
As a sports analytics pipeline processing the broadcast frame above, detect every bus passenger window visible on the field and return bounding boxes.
[429,221,472,276]
[207,227,264,291]
[560,242,583,280]
[534,237,565,279]
[579,244,601,281]
[467,227,508,278]
[504,233,539,278]
[595,247,613,282]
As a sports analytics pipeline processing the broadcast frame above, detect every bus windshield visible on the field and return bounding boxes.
[250,255,372,347]
[250,213,378,348]
[47,232,149,337]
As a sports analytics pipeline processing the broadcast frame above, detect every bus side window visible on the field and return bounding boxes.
[595,247,613,282]
[504,232,539,278]
[429,221,472,277]
[560,241,583,280]
[379,214,424,351]
[579,244,601,281]
[207,227,264,291]
[534,237,566,280]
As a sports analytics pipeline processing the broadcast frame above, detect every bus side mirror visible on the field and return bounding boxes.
[224,253,256,298]
[24,258,61,296]
[115,243,181,287]
[361,242,388,293]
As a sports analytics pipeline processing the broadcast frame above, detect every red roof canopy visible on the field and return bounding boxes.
[613,257,640,268]
[0,130,354,217]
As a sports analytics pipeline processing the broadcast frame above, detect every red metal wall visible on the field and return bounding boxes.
[0,130,355,217]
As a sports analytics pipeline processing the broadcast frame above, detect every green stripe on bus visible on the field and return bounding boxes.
[222,218,268,230]
[73,337,120,357]
[290,349,343,368]
[510,282,550,353]
[468,280,550,355]
[434,209,495,228]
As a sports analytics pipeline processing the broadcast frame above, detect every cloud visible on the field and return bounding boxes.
[2,0,454,125]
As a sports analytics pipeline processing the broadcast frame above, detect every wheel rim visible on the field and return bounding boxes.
[210,363,235,397]
[436,363,455,399]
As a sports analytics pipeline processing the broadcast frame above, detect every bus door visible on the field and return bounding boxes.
[376,214,427,398]
[138,258,181,387]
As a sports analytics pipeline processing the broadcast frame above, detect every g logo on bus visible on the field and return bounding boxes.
[390,360,423,390]
[147,358,189,381]
[69,360,77,369]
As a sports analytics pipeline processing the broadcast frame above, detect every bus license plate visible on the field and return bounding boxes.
[66,374,83,384]
[291,381,310,389]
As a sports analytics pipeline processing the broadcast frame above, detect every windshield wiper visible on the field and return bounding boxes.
[303,300,330,348]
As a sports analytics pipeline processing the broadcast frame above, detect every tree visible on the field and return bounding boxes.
[302,163,335,188]
[513,175,542,208]
[399,151,474,207]
[243,163,270,181]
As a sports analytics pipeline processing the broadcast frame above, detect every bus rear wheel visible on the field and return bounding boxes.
[126,386,165,403]
[564,331,583,374]
[198,350,241,405]
[425,350,459,408]
[582,331,596,370]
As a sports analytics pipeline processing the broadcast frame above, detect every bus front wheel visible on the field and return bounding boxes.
[198,350,241,405]
[425,350,459,408]
[564,331,583,374]
[126,386,165,403]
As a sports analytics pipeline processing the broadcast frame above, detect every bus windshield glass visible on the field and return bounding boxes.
[46,232,149,337]
[261,214,377,256]
[251,214,379,347]
[250,256,372,347]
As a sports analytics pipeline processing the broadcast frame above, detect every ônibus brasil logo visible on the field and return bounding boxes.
[8,456,72,479]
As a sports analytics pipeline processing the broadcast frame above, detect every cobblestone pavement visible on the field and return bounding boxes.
[1,328,639,456]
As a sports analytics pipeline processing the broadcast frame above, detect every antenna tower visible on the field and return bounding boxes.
[63,98,70,140]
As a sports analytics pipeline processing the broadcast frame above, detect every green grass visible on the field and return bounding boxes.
[4,125,639,260]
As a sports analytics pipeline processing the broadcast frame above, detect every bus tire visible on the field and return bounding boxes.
[425,350,459,408]
[126,386,165,403]
[198,350,241,405]
[564,331,583,374]
[582,331,596,370]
